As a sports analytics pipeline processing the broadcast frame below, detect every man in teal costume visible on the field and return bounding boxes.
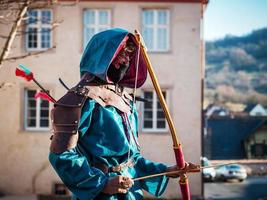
[49,28,179,200]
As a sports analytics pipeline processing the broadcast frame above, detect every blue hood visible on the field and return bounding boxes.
[80,28,147,88]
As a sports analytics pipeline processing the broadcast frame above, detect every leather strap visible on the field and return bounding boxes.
[49,73,133,154]
[93,159,135,174]
[84,85,132,113]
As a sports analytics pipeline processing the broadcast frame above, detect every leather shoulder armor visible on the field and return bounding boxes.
[50,73,94,154]
[49,73,133,153]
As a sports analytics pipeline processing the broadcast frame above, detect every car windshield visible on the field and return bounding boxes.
[203,159,210,166]
[227,165,241,170]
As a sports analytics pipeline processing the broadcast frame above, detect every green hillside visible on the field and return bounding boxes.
[205,27,267,106]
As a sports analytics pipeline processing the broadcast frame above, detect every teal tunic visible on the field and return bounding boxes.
[49,28,169,200]
[49,100,169,200]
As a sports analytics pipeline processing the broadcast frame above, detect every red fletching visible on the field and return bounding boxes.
[35,91,55,103]
[15,68,33,81]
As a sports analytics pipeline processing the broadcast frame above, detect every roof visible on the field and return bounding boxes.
[205,102,227,111]
[244,104,258,112]
[204,103,230,117]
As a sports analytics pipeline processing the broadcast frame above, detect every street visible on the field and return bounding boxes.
[204,176,267,200]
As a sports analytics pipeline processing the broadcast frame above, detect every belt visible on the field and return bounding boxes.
[93,159,135,174]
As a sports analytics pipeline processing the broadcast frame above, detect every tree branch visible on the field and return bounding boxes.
[0,82,15,90]
[16,20,62,37]
[0,34,9,39]
[0,0,31,68]
[5,45,56,61]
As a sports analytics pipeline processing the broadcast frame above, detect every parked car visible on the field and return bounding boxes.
[201,157,216,182]
[215,164,247,182]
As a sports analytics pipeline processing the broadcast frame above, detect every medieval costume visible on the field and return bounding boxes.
[49,28,171,200]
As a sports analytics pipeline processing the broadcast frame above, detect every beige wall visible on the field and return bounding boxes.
[0,1,202,198]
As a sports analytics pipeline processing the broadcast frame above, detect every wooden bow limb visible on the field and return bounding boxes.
[133,162,237,182]
[134,30,190,200]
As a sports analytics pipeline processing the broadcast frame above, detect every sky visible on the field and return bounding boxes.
[204,0,267,41]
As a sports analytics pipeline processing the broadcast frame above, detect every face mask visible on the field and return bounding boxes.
[108,41,136,83]
[108,63,129,83]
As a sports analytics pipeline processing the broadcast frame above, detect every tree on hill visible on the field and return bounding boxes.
[205,27,267,106]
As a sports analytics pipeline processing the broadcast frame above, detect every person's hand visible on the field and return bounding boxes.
[102,176,134,194]
[185,162,201,173]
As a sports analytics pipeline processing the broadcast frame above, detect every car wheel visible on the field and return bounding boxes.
[207,175,213,182]
[203,176,210,182]
[220,175,226,182]
[238,179,244,182]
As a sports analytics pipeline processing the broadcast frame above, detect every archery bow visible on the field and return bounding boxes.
[133,162,237,182]
[134,30,196,200]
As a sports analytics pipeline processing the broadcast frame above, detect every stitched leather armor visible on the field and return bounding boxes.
[50,73,132,154]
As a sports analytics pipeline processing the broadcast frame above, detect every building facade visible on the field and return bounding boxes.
[205,116,267,160]
[0,1,205,198]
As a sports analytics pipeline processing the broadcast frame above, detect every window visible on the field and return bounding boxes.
[83,9,111,48]
[142,9,170,52]
[26,9,52,51]
[142,90,168,132]
[24,89,50,131]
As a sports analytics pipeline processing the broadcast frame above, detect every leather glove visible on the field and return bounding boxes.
[102,176,134,194]
[166,162,201,178]
[166,165,181,178]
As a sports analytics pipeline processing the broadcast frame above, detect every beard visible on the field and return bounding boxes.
[108,63,130,83]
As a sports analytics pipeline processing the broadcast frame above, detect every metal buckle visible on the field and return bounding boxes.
[75,86,89,96]
[115,84,123,96]
[111,159,135,172]
[112,165,122,172]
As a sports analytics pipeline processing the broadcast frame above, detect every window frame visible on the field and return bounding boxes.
[141,90,169,132]
[83,8,111,49]
[25,9,53,51]
[141,9,170,52]
[24,88,50,131]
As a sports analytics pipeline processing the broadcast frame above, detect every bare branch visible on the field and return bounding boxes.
[20,17,63,27]
[15,20,62,37]
[0,34,9,39]
[0,10,14,19]
[26,2,57,9]
[0,20,19,25]
[0,9,18,25]
[56,0,80,7]
[0,1,12,11]
[0,82,15,90]
[0,0,31,68]
[5,45,56,61]
[0,1,26,11]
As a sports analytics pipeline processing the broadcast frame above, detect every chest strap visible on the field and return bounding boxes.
[93,159,135,174]
[84,85,132,113]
